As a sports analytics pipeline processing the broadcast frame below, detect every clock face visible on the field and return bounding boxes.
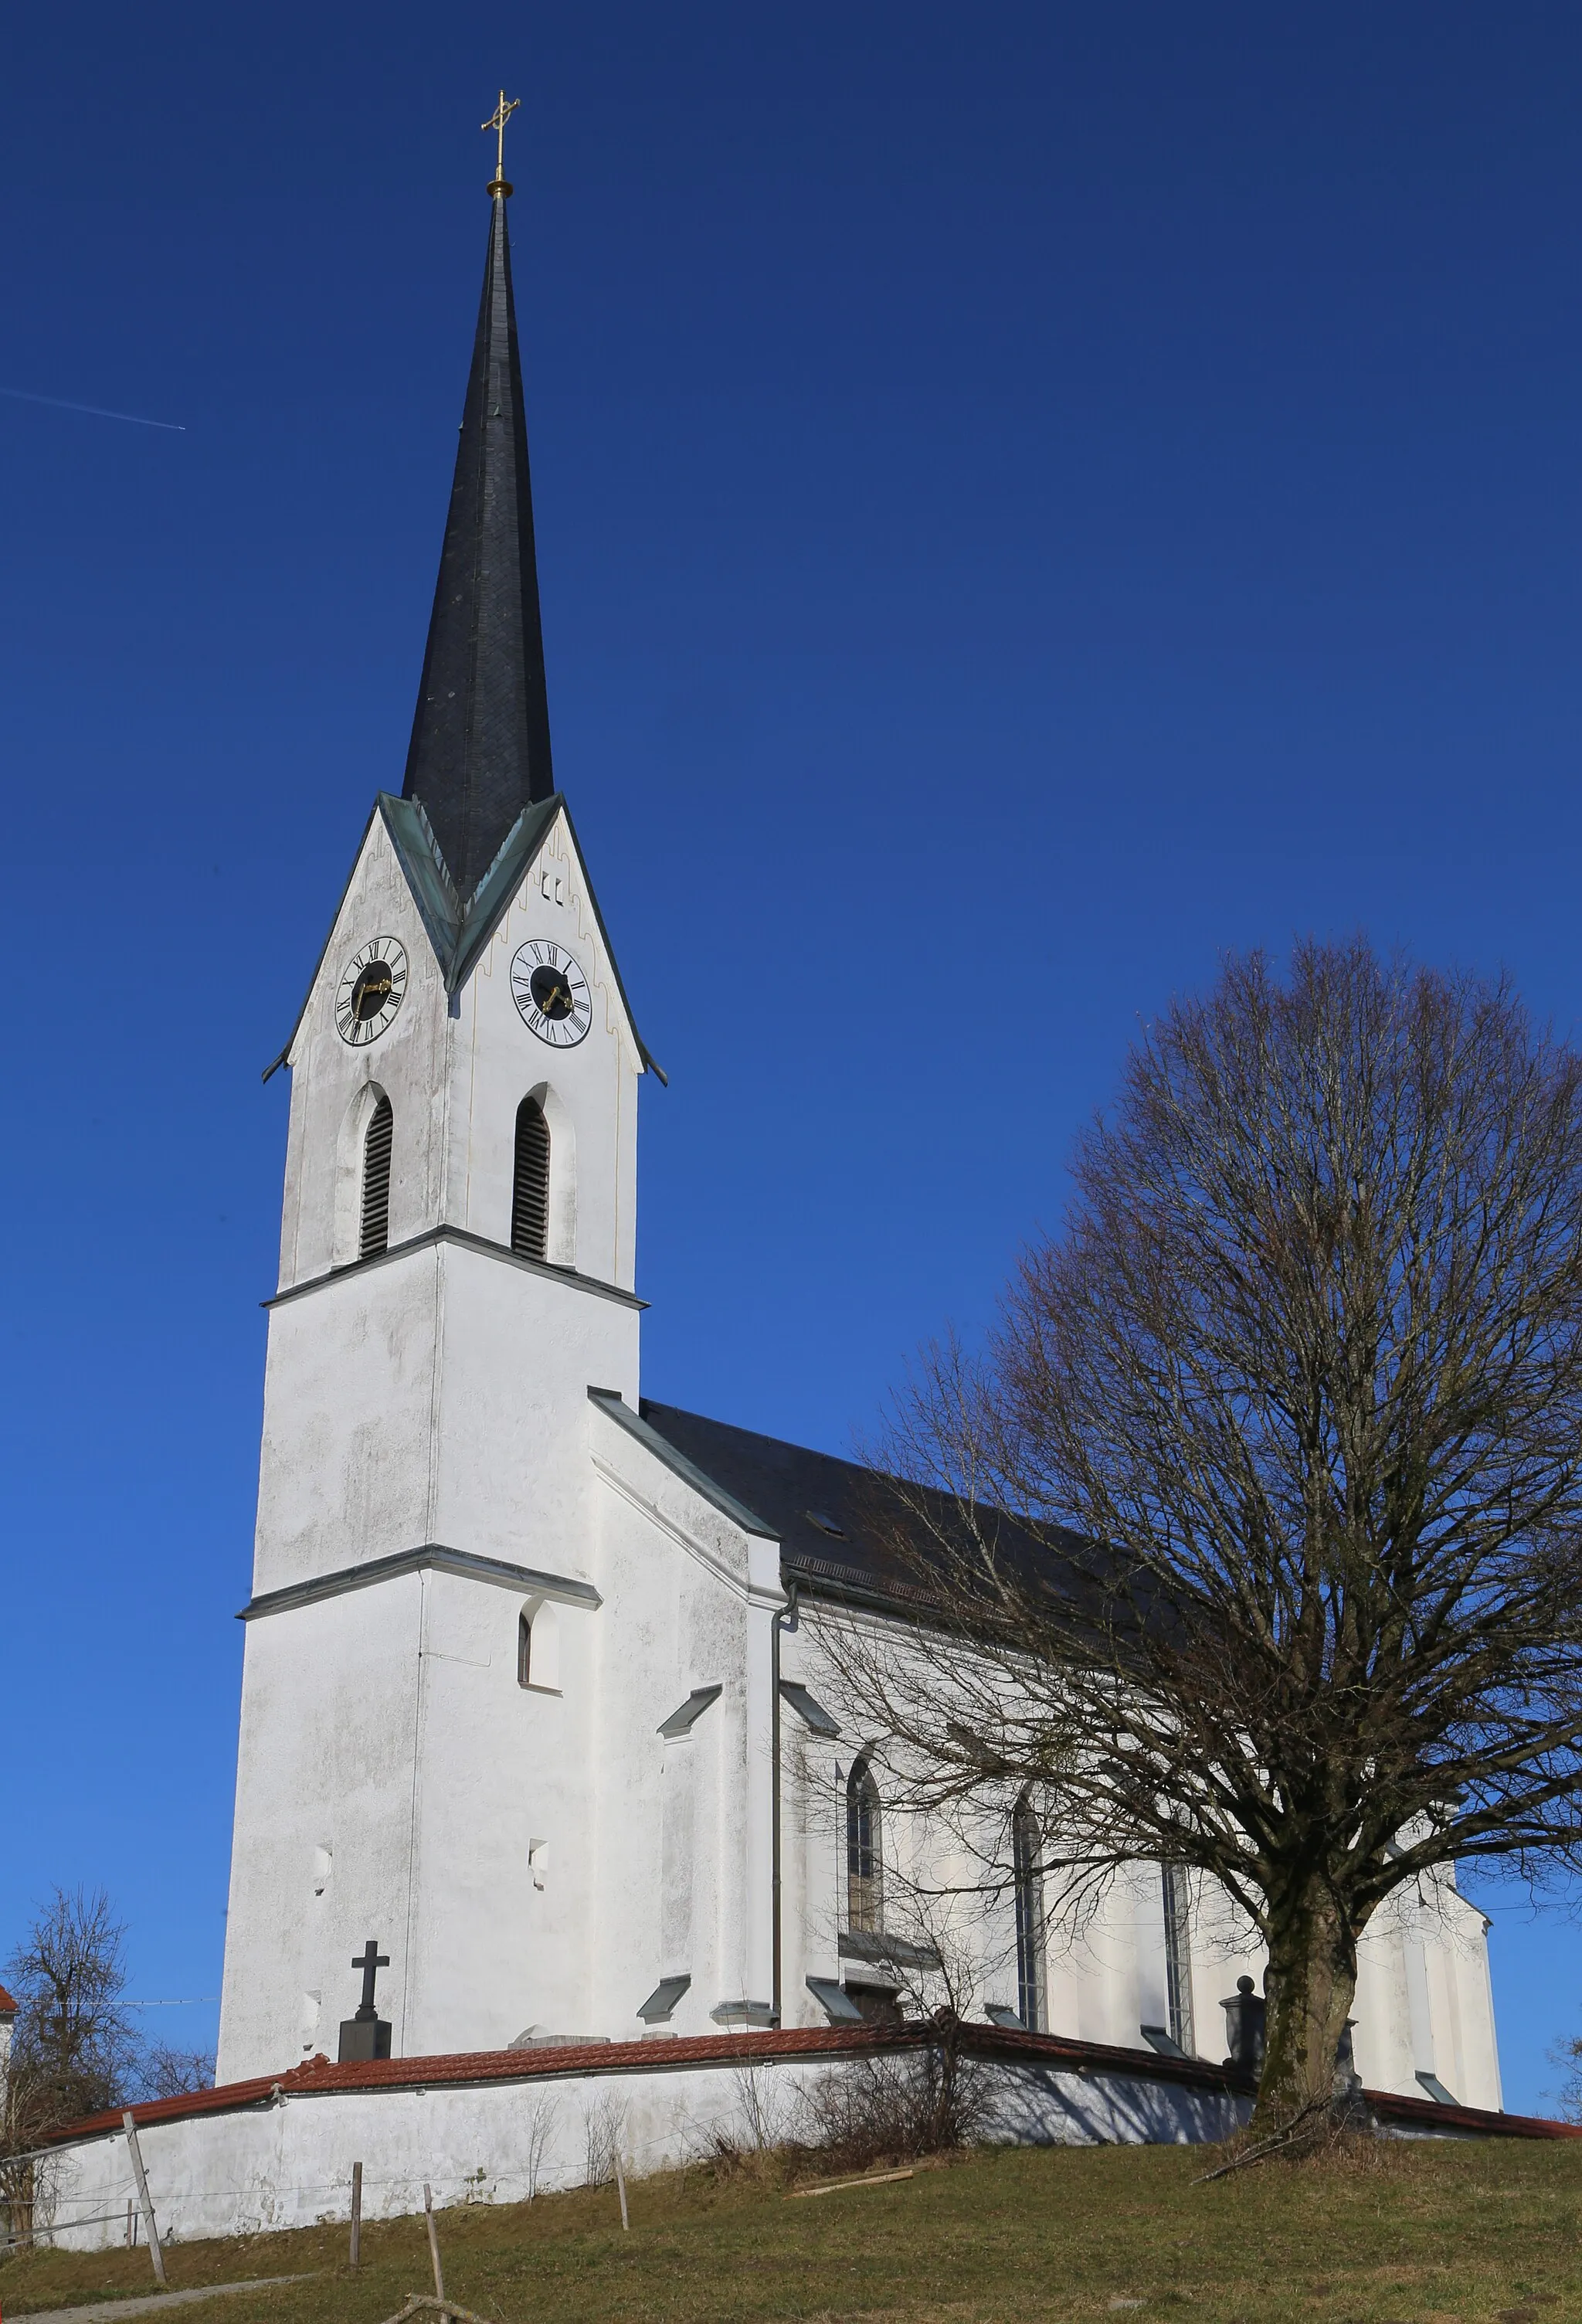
[335,937,409,1046]
[511,939,592,1047]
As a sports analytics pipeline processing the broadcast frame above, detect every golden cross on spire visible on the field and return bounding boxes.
[484,90,520,193]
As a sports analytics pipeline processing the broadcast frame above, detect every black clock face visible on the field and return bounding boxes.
[511,940,592,1046]
[530,965,575,1019]
[352,963,394,1021]
[336,938,408,1046]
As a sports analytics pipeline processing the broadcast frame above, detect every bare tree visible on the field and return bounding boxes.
[582,2088,628,2187]
[2,1889,139,2244]
[827,1853,995,2159]
[1546,2030,1582,2123]
[521,2092,558,2197]
[137,2044,216,2101]
[823,941,1582,2137]
[811,1758,1003,2160]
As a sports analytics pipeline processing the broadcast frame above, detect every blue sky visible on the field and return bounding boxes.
[3,2,1582,2112]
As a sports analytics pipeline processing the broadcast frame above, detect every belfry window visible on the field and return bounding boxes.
[846,1756,884,1935]
[518,1612,533,1688]
[512,1096,550,1261]
[359,1095,393,1259]
[1012,1792,1045,2033]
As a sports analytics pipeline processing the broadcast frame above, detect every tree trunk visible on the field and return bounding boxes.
[1252,1879,1360,2138]
[2,2156,37,2253]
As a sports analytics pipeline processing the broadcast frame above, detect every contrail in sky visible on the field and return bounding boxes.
[0,383,186,432]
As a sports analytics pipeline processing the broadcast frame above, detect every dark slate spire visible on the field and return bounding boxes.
[402,172,555,902]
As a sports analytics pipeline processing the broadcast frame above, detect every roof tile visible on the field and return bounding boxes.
[42,2023,1576,2146]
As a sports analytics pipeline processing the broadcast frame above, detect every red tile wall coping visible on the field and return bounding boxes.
[44,2021,1580,2149]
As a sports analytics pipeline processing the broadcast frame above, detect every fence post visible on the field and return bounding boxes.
[349,2160,362,2271]
[614,2148,630,2231]
[121,2113,166,2286]
[423,2180,444,2300]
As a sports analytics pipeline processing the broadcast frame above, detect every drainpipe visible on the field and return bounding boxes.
[769,1579,801,2029]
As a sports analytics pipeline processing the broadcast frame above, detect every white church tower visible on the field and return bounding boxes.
[216,147,668,2077]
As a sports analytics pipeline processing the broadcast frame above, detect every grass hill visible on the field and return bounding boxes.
[4,2135,1580,2322]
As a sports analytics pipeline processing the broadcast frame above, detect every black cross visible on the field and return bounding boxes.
[351,1938,389,2022]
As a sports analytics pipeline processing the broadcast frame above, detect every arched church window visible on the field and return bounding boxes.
[847,1756,884,1934]
[518,1611,533,1688]
[512,1096,550,1262]
[1013,1791,1045,2033]
[1163,1863,1194,2055]
[359,1095,393,1259]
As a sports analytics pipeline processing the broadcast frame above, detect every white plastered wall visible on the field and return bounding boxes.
[38,2059,1251,2254]
[782,1609,1503,2106]
[584,1400,784,2034]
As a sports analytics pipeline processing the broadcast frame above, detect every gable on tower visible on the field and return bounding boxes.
[266,790,662,1086]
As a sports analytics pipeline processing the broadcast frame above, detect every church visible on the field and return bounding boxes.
[212,139,1502,2121]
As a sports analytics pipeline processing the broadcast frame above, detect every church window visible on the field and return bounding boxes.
[512,1096,551,1261]
[1163,1864,1195,2055]
[846,1756,884,1935]
[517,1599,561,1691]
[359,1094,393,1258]
[1012,1792,1045,2033]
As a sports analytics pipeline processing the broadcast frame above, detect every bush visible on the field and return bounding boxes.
[792,2037,990,2175]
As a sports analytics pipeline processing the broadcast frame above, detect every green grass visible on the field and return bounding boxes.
[3,2137,1580,2322]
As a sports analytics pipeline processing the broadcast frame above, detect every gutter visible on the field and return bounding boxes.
[769,1579,800,2027]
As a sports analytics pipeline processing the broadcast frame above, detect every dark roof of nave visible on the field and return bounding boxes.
[637,1399,1088,1616]
[401,183,555,905]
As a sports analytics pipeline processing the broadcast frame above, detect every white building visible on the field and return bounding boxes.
[214,164,1501,2118]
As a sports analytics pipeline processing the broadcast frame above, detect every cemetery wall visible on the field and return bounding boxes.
[31,2044,1247,2253]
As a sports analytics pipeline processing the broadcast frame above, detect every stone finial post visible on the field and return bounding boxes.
[1220,1975,1266,2074]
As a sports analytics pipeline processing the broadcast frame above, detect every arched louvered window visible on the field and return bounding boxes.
[1013,1792,1045,2033]
[846,1756,884,1935]
[512,1096,550,1261]
[359,1094,393,1259]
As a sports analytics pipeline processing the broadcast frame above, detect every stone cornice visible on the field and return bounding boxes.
[239,1543,602,1623]
[266,1224,646,1312]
